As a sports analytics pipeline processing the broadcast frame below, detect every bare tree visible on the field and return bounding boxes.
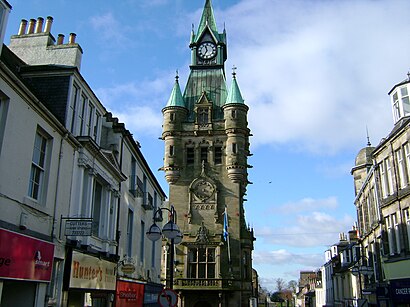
[275,278,286,292]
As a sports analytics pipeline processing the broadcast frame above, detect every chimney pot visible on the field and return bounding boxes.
[28,19,36,34]
[44,16,53,33]
[18,19,28,35]
[68,33,77,44]
[35,17,44,33]
[57,34,64,45]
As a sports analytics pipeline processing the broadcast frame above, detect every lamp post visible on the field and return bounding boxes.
[146,205,182,289]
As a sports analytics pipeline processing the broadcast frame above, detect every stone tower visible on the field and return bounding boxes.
[161,0,255,306]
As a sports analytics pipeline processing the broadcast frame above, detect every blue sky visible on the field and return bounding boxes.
[5,0,410,291]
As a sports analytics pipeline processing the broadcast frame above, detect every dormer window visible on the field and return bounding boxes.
[391,84,410,123]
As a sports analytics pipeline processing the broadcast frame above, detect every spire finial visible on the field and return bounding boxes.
[407,70,410,81]
[232,65,237,78]
[366,126,371,147]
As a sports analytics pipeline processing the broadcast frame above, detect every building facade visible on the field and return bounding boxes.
[351,72,410,306]
[0,10,166,307]
[161,0,255,306]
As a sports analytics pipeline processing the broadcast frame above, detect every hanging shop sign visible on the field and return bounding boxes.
[115,280,144,307]
[69,251,116,290]
[0,228,54,281]
[63,218,93,236]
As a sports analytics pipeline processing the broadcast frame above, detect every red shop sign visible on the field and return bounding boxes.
[0,228,54,281]
[115,280,144,307]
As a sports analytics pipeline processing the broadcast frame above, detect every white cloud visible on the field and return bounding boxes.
[221,0,410,153]
[256,211,354,247]
[89,12,131,46]
[277,196,338,214]
[254,249,322,268]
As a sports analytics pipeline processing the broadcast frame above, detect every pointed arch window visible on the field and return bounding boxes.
[198,108,209,125]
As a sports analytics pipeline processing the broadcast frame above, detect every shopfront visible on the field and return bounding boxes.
[115,279,144,307]
[0,228,54,306]
[389,279,410,307]
[66,251,117,307]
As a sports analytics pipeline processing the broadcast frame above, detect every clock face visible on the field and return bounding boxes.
[197,42,217,60]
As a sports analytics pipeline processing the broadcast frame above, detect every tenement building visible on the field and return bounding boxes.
[351,72,410,306]
[0,7,165,307]
[161,0,255,306]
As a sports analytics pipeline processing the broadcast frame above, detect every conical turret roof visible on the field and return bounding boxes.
[226,70,245,105]
[166,74,186,108]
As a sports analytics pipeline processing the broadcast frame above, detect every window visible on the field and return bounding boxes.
[198,108,209,125]
[214,145,222,164]
[130,157,137,195]
[140,221,145,263]
[232,143,237,154]
[92,181,103,236]
[93,112,101,142]
[200,147,208,163]
[396,148,407,188]
[393,92,401,122]
[136,177,144,197]
[79,95,87,135]
[169,145,174,157]
[405,143,410,183]
[87,103,94,136]
[386,214,401,255]
[405,208,410,251]
[187,147,194,164]
[126,209,134,256]
[0,94,9,155]
[380,159,393,197]
[188,247,216,278]
[154,191,158,211]
[28,130,49,202]
[69,84,79,134]
[391,86,410,122]
[401,86,410,115]
[170,113,175,122]
[231,109,237,119]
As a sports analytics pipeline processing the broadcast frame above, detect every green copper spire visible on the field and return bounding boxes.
[197,0,218,38]
[226,68,245,104]
[166,73,186,108]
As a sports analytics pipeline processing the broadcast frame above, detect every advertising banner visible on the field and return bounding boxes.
[0,228,54,281]
[69,251,116,290]
[115,280,144,307]
[390,279,410,302]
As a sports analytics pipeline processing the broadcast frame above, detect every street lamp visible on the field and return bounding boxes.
[146,205,182,289]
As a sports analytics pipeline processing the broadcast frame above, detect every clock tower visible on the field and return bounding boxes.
[161,1,255,306]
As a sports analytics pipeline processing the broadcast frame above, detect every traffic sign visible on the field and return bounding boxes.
[158,288,178,307]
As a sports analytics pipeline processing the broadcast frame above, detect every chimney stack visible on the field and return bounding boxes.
[44,16,53,33]
[27,19,36,34]
[18,19,28,35]
[57,34,64,45]
[68,33,77,44]
[35,17,44,33]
